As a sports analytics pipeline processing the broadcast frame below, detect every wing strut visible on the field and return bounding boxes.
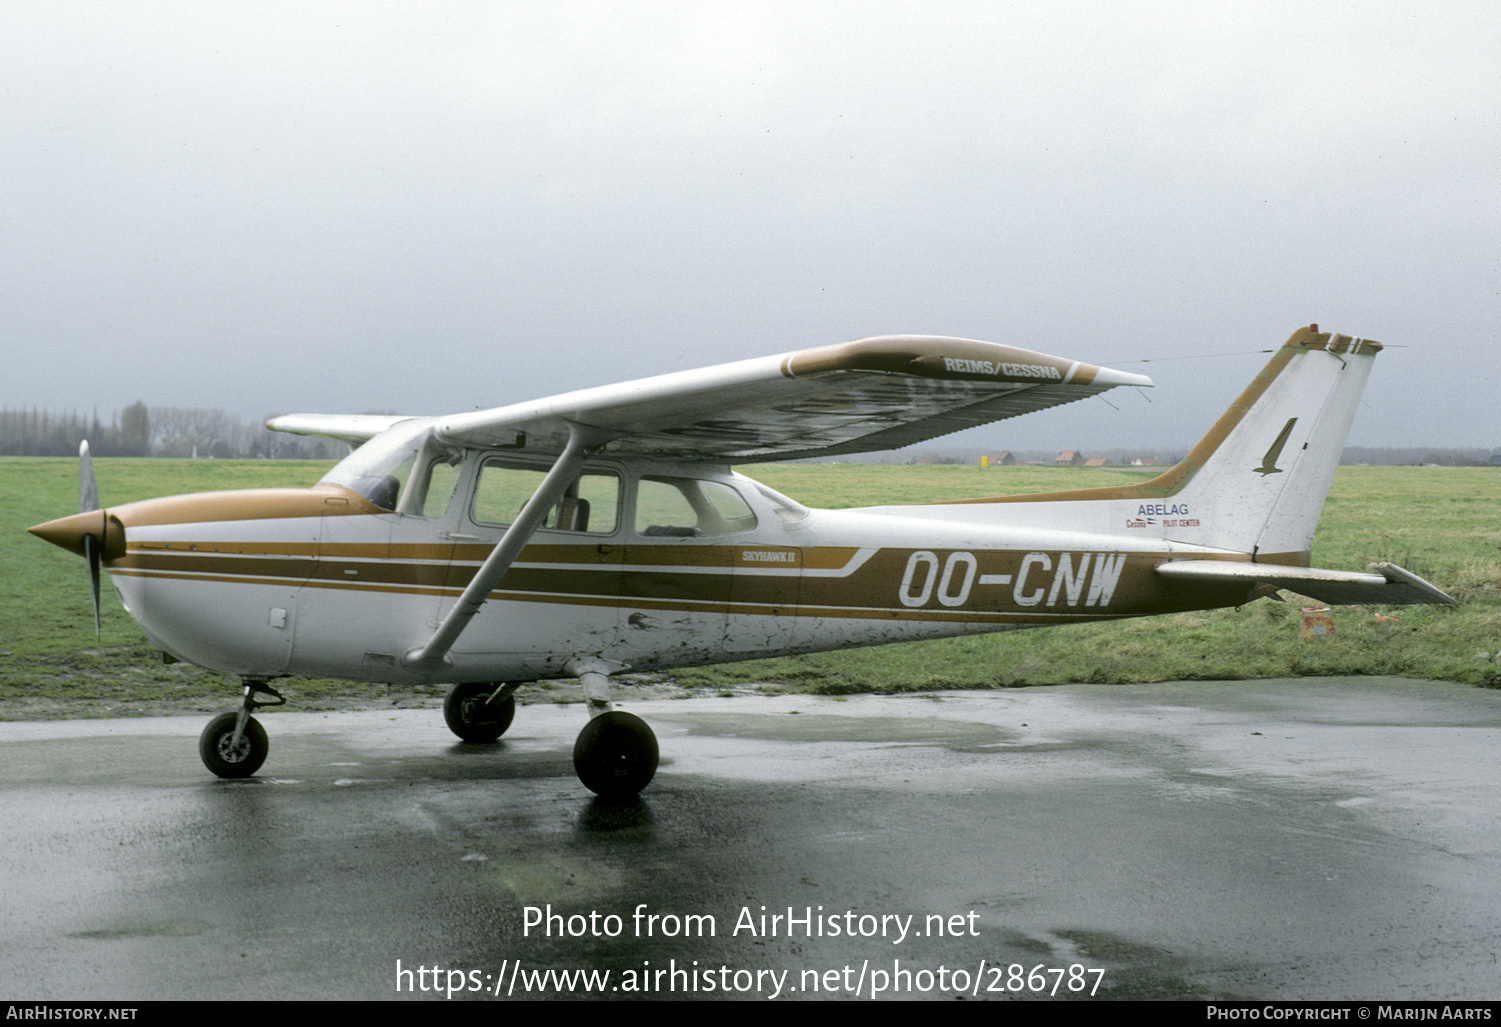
[401,422,607,673]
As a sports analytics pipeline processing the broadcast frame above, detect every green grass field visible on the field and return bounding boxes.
[4,457,1498,717]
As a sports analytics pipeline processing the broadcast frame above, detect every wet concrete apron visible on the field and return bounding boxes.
[1,677,1497,1000]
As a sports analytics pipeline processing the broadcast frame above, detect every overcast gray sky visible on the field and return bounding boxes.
[5,1,1497,453]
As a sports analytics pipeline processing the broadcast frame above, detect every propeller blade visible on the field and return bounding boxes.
[79,440,99,513]
[80,440,102,638]
[84,533,102,639]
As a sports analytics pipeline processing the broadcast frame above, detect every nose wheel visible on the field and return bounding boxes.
[443,682,518,743]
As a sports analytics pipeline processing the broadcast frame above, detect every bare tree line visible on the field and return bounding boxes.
[0,404,347,459]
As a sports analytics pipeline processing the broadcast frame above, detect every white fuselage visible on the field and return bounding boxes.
[104,456,1244,685]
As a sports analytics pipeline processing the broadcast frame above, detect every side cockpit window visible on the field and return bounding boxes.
[635,476,757,537]
[471,459,620,534]
[398,448,463,518]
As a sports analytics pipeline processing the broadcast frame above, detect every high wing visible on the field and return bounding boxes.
[272,336,1151,461]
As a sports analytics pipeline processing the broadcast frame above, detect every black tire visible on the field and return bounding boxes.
[199,711,268,778]
[444,683,516,743]
[573,711,658,796]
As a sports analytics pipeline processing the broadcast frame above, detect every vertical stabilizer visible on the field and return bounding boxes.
[1136,327,1381,564]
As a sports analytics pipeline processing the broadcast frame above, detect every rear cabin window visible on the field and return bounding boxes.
[635,477,757,537]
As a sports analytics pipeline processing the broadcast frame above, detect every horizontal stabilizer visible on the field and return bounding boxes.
[1155,560,1457,606]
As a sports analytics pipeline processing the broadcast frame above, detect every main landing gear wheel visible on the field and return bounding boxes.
[573,711,658,797]
[444,682,517,743]
[199,711,268,778]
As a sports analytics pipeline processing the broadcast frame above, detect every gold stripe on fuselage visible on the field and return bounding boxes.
[112,542,1251,623]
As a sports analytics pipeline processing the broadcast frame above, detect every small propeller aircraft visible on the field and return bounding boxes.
[30,325,1454,795]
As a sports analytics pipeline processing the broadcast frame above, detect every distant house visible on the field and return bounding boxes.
[1083,457,1109,467]
[1056,450,1086,466]
[983,451,1018,467]
[1127,456,1164,467]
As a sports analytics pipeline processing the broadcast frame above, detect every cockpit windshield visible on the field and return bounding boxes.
[318,419,457,513]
